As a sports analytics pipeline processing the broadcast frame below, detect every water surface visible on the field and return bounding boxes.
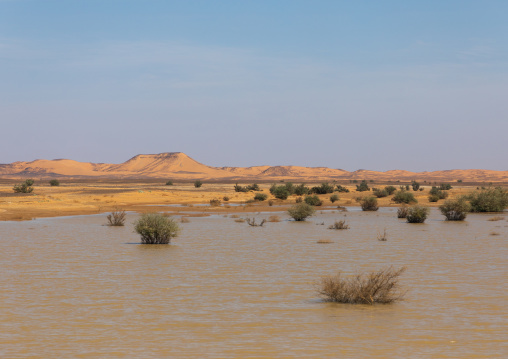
[1,209,506,358]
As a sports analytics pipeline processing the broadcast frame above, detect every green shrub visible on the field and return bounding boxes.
[439,198,471,221]
[311,183,334,194]
[13,179,34,193]
[359,197,378,211]
[194,180,203,188]
[429,186,448,200]
[254,193,268,201]
[223,196,230,202]
[294,184,310,196]
[373,189,388,198]
[385,186,397,195]
[287,202,315,221]
[406,205,430,223]
[439,183,452,190]
[165,180,173,186]
[247,183,260,191]
[330,194,339,203]
[466,187,508,212]
[295,197,303,203]
[428,194,440,202]
[392,191,417,204]
[411,180,420,191]
[234,183,249,192]
[317,266,406,304]
[272,186,290,200]
[49,179,60,186]
[305,195,323,206]
[134,213,181,244]
[356,180,370,192]
[336,185,350,193]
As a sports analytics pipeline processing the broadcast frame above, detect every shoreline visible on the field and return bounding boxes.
[0,181,491,221]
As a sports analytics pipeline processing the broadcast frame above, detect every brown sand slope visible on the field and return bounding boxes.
[1,152,507,182]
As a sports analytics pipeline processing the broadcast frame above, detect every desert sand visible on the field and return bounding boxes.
[0,179,481,221]
[1,152,506,221]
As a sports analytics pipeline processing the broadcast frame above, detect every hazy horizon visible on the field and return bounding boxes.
[1,1,507,172]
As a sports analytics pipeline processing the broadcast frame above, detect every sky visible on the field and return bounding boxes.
[1,0,507,171]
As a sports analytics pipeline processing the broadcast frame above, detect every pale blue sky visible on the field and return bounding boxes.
[1,1,507,171]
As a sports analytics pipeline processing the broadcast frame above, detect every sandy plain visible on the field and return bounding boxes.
[0,179,484,221]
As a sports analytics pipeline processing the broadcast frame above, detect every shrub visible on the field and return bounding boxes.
[466,187,508,212]
[13,179,34,193]
[385,186,396,195]
[411,180,420,191]
[428,194,440,202]
[295,196,303,203]
[330,194,339,203]
[406,205,430,223]
[106,209,126,226]
[247,183,260,191]
[268,200,274,206]
[429,187,448,200]
[272,186,290,200]
[209,198,221,207]
[284,182,295,195]
[392,191,417,204]
[254,193,268,201]
[439,198,471,221]
[356,180,370,192]
[246,218,266,227]
[397,206,409,218]
[336,185,350,193]
[311,183,334,194]
[287,202,315,221]
[359,197,378,211]
[134,213,180,244]
[305,195,323,206]
[294,183,310,196]
[373,189,388,198]
[49,179,60,186]
[194,180,202,188]
[439,183,452,190]
[317,266,406,304]
[328,220,349,230]
[268,215,280,222]
[234,183,249,192]
[165,180,173,186]
[223,196,229,202]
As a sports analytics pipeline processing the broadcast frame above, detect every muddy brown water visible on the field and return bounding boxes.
[1,208,506,358]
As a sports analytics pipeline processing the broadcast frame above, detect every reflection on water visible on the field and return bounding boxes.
[0,208,507,358]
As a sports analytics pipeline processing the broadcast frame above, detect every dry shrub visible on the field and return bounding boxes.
[489,231,500,236]
[180,217,190,223]
[209,198,221,207]
[488,216,505,221]
[246,218,266,227]
[230,214,239,218]
[328,220,349,230]
[268,200,274,206]
[397,206,409,218]
[234,218,245,223]
[268,215,281,222]
[223,196,230,202]
[317,239,333,244]
[337,206,348,211]
[317,266,406,304]
[377,228,388,241]
[106,209,126,226]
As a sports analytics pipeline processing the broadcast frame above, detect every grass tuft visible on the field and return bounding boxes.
[317,266,406,304]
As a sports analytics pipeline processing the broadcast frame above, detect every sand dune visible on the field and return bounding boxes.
[0,152,507,182]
